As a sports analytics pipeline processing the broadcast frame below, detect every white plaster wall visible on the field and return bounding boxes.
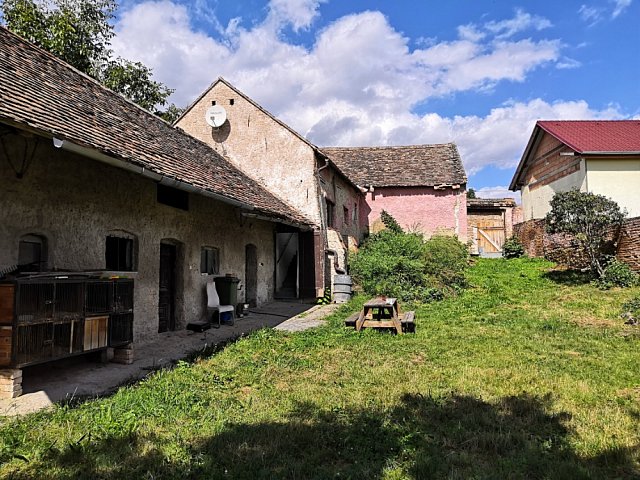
[521,163,587,220]
[586,158,640,218]
[0,135,276,344]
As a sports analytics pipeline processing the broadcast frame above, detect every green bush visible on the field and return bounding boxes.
[595,258,638,289]
[620,296,640,325]
[350,216,469,303]
[423,234,469,289]
[502,235,525,259]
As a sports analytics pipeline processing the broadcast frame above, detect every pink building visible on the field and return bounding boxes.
[322,145,468,241]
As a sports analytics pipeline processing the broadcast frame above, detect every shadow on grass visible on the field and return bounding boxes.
[543,269,594,286]
[7,393,639,479]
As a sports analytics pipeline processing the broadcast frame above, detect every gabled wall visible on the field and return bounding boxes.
[519,132,586,220]
[176,82,321,226]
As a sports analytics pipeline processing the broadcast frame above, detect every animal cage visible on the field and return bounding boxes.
[0,276,134,368]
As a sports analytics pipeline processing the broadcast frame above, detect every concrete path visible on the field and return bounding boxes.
[0,301,335,416]
[275,303,340,332]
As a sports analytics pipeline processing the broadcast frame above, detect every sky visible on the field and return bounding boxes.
[110,0,640,199]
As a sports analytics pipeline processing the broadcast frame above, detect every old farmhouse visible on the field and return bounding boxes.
[0,27,316,396]
[0,28,470,397]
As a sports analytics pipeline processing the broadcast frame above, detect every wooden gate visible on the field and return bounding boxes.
[476,226,506,254]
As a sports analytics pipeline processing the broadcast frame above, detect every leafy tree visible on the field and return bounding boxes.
[545,189,626,278]
[1,0,178,115]
[380,210,403,234]
[99,57,173,112]
[157,103,185,124]
[466,188,476,199]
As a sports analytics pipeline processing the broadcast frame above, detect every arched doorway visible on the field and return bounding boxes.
[245,244,258,307]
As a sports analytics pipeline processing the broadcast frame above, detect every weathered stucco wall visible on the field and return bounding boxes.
[586,158,640,218]
[365,187,467,241]
[176,82,321,225]
[0,136,276,344]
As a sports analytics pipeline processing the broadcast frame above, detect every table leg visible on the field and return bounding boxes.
[355,309,366,331]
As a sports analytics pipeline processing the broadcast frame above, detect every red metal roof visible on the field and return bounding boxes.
[537,120,640,153]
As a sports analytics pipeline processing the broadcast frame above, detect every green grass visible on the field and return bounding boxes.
[1,258,639,479]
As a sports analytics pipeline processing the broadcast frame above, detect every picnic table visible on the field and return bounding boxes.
[346,297,415,334]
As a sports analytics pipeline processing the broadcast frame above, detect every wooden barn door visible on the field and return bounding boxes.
[475,221,506,255]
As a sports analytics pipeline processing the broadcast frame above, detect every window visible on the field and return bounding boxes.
[343,206,350,226]
[353,204,358,225]
[201,247,220,275]
[157,184,189,211]
[326,200,335,228]
[106,235,135,271]
[18,234,47,271]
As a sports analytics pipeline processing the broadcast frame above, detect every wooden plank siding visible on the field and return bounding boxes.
[522,133,580,191]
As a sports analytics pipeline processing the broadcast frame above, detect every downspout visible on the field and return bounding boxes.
[315,157,331,291]
[326,249,346,274]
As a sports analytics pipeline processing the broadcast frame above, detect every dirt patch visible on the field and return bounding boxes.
[570,315,620,328]
[617,387,640,401]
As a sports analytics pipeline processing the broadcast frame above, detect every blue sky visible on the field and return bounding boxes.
[112,0,639,198]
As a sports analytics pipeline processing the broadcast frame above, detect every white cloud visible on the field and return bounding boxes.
[474,186,521,202]
[110,2,623,180]
[556,57,582,69]
[611,0,633,17]
[267,0,326,31]
[579,0,632,23]
[484,8,552,39]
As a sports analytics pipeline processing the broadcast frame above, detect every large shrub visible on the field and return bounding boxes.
[546,189,625,278]
[502,235,525,259]
[423,234,469,289]
[596,258,639,289]
[350,216,469,303]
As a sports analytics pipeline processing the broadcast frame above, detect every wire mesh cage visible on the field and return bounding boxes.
[16,282,54,324]
[85,280,113,315]
[14,319,84,366]
[113,279,134,313]
[6,276,135,367]
[109,313,133,347]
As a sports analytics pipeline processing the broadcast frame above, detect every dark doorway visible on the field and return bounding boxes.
[245,244,258,307]
[158,243,176,333]
[275,232,298,299]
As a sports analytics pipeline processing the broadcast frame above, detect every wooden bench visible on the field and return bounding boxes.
[345,312,359,328]
[401,311,416,333]
[345,309,415,333]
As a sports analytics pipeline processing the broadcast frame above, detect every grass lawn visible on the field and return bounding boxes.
[0,258,639,479]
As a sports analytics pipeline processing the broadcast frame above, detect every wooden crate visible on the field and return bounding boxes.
[84,316,108,351]
[0,284,14,326]
[0,326,12,366]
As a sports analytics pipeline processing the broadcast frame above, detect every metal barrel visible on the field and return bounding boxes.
[333,274,352,303]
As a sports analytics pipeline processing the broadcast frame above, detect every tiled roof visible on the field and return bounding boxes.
[467,198,516,209]
[538,120,640,153]
[0,27,313,227]
[321,143,467,187]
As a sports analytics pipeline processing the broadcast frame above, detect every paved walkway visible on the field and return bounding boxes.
[0,301,336,416]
